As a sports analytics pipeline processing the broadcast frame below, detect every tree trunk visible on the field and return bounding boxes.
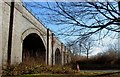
[87,50,89,60]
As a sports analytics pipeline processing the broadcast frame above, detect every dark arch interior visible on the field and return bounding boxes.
[22,33,46,64]
[55,48,61,65]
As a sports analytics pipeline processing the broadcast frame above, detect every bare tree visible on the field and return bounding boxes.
[66,40,80,55]
[79,37,94,59]
[107,43,118,51]
[22,1,120,59]
[107,42,119,59]
[23,2,120,40]
[66,36,94,59]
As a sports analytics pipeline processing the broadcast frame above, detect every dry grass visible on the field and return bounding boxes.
[2,70,120,77]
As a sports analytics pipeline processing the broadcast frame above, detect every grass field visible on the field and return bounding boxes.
[2,71,120,77]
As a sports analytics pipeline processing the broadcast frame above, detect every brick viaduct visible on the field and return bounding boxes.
[0,1,71,75]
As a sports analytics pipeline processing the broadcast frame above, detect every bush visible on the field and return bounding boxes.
[3,63,75,76]
[51,65,75,74]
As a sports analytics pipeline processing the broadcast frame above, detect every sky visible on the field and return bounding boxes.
[23,1,119,56]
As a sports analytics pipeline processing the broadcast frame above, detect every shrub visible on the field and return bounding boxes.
[3,63,75,76]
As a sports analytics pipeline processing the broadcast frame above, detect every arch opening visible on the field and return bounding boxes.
[22,33,46,64]
[55,48,62,65]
